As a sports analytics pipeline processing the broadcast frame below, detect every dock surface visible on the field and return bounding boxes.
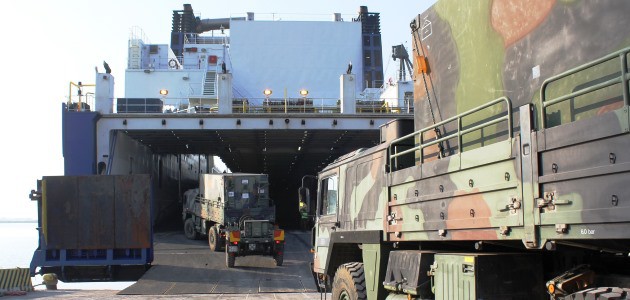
[120,229,318,295]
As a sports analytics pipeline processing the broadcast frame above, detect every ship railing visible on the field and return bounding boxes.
[356,98,413,114]
[128,56,225,70]
[230,97,336,114]
[66,81,96,112]
[229,12,356,22]
[230,97,413,114]
[113,96,414,115]
[389,96,512,171]
[540,46,630,129]
[129,26,150,45]
[184,34,229,45]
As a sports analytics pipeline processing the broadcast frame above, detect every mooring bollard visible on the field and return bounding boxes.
[42,273,58,290]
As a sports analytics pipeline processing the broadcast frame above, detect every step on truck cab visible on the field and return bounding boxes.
[182,173,284,267]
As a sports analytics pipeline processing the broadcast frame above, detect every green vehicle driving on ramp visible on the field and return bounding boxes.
[182,173,285,267]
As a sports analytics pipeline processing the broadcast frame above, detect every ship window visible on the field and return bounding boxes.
[149,45,158,54]
[374,50,382,67]
[373,36,381,46]
[364,51,372,67]
[320,175,338,215]
[363,36,371,46]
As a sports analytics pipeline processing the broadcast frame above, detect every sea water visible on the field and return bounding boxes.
[0,222,134,290]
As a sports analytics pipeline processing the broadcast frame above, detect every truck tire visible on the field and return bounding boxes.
[209,227,221,252]
[332,262,367,300]
[226,250,236,268]
[184,218,199,240]
[217,232,225,250]
[274,252,284,266]
[565,287,630,300]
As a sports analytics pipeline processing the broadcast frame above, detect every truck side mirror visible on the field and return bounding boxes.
[298,186,308,204]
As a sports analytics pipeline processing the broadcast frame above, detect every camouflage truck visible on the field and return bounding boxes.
[305,1,630,299]
[182,173,285,267]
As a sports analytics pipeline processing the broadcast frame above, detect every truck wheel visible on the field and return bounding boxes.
[226,252,236,268]
[184,218,198,240]
[565,287,630,300]
[274,252,284,266]
[209,227,221,252]
[217,233,225,250]
[332,262,367,300]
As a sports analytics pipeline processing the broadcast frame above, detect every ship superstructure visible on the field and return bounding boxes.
[125,5,372,113]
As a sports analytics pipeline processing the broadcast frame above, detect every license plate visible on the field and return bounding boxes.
[228,246,238,252]
[249,244,257,251]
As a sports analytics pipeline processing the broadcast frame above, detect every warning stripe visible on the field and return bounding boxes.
[0,268,33,291]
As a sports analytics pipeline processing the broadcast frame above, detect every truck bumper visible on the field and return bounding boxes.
[229,240,284,257]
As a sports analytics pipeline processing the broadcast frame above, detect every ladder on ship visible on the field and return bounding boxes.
[203,71,217,96]
[128,39,142,69]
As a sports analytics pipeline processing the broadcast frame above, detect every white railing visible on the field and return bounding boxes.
[152,97,413,115]
[185,35,229,45]
[229,12,356,22]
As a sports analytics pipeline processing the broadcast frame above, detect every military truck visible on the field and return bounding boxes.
[182,173,285,267]
[304,1,630,299]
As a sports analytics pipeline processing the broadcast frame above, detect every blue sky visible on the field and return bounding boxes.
[0,0,436,220]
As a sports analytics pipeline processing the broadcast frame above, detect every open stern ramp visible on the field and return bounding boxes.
[119,230,317,295]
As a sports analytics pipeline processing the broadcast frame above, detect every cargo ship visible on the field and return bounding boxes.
[28,4,413,283]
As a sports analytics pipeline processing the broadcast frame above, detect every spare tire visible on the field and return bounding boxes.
[238,215,253,230]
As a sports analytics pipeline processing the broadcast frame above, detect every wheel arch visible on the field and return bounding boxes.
[324,230,382,278]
